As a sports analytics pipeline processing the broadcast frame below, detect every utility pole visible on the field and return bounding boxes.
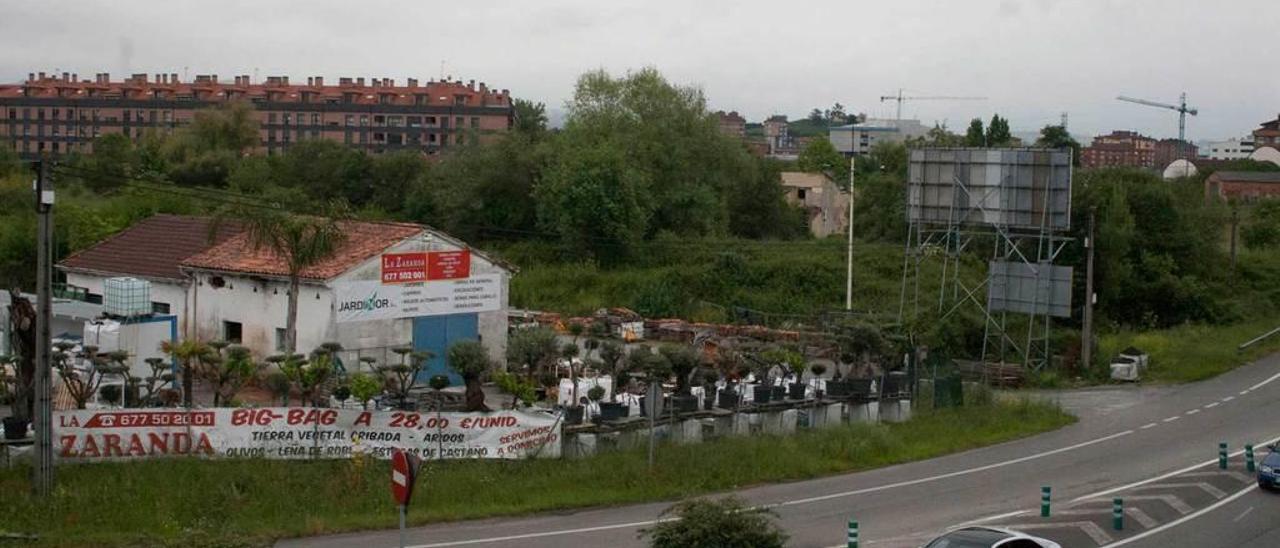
[33,159,55,497]
[1081,208,1095,373]
[846,157,855,310]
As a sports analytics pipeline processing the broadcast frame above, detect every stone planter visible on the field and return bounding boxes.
[753,384,772,404]
[599,402,628,422]
[788,382,806,400]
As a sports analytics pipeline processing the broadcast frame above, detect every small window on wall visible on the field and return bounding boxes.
[275,328,288,351]
[151,302,171,315]
[223,321,243,343]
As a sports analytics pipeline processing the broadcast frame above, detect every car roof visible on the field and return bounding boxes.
[1264,451,1280,465]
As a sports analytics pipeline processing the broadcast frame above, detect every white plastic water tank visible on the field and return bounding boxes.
[104,277,151,317]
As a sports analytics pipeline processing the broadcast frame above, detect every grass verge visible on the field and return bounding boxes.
[1100,315,1280,383]
[1,399,1073,548]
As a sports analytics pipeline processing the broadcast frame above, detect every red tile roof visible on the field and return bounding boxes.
[180,220,425,281]
[58,215,242,281]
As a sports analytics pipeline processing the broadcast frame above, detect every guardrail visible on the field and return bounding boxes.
[1238,325,1280,352]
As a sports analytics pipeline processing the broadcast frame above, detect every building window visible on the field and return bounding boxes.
[389,116,403,127]
[470,117,479,128]
[223,321,243,343]
[269,112,277,124]
[282,113,291,125]
[455,116,463,128]
[312,113,320,125]
[345,115,354,126]
[360,115,368,126]
[797,189,807,200]
[407,116,421,128]
[152,302,171,315]
[275,328,288,352]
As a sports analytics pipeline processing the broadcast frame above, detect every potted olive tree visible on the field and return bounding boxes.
[597,340,630,421]
[810,363,828,399]
[660,344,701,414]
[701,369,719,410]
[447,340,493,412]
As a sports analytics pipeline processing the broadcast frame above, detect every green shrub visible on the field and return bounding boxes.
[640,497,786,548]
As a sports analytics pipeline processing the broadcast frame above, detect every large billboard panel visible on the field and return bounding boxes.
[987,261,1073,318]
[908,148,1072,231]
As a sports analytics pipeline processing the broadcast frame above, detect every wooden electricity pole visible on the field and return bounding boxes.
[33,159,55,496]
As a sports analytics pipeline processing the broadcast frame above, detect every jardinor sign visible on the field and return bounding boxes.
[333,273,502,323]
[54,408,560,462]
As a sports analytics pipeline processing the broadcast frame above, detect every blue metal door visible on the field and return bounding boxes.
[412,313,479,386]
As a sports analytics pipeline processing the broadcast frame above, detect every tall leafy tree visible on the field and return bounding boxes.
[535,141,650,264]
[985,114,1012,146]
[1035,124,1082,166]
[512,98,549,135]
[797,137,850,183]
[964,118,986,147]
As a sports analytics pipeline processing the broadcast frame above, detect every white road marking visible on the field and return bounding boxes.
[1136,481,1227,499]
[955,509,1029,527]
[1034,508,1158,529]
[407,518,677,547]
[1248,370,1280,391]
[1101,483,1255,547]
[1222,396,1235,402]
[1001,521,1114,545]
[1101,494,1194,514]
[1183,470,1254,484]
[1140,422,1157,430]
[1163,416,1180,423]
[1126,507,1158,529]
[1185,409,1200,415]
[1070,433,1280,502]
[774,430,1135,507]
[1204,402,1219,409]
[1232,506,1254,523]
[408,429,1136,547]
[1239,390,1250,396]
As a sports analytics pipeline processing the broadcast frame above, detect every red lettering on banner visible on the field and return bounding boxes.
[126,434,146,456]
[194,433,214,455]
[60,435,76,457]
[354,412,372,427]
[148,433,169,454]
[103,434,123,456]
[81,435,100,458]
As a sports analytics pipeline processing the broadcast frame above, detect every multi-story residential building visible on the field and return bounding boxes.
[0,71,513,158]
[1200,137,1255,160]
[1254,114,1280,152]
[763,114,790,153]
[1080,130,1156,168]
[828,118,929,156]
[715,110,746,139]
[1153,138,1198,168]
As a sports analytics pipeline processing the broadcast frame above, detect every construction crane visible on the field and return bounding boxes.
[879,89,987,122]
[1116,93,1198,142]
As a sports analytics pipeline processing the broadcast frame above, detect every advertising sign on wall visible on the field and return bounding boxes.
[381,253,429,284]
[54,408,561,462]
[381,250,472,284]
[428,250,471,280]
[335,274,503,323]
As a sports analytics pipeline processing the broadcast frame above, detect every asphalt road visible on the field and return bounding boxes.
[280,354,1280,548]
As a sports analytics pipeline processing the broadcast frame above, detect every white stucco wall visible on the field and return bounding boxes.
[186,231,509,366]
[64,272,189,335]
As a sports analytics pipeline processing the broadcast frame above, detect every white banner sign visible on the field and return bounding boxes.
[334,274,502,323]
[54,407,560,462]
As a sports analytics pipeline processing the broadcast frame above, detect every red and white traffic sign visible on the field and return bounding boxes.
[391,449,420,506]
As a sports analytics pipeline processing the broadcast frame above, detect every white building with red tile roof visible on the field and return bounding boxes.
[59,215,511,382]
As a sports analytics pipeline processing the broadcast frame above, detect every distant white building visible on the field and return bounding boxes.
[1200,137,1255,160]
[829,118,930,156]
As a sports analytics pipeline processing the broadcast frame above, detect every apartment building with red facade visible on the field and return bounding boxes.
[1080,130,1156,168]
[0,71,513,158]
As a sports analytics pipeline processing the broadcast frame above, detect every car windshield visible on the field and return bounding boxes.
[1264,452,1280,467]
[925,528,1012,548]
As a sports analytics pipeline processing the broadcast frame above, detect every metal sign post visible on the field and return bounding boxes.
[33,160,55,497]
[391,449,422,548]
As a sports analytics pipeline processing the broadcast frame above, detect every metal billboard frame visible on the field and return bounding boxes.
[899,147,1074,373]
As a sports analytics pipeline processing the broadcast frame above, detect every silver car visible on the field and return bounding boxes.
[922,526,1061,548]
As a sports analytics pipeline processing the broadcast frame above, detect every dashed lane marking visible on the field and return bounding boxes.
[1140,423,1157,430]
[1232,506,1254,523]
[1185,409,1200,415]
[1163,416,1180,423]
[1204,402,1219,409]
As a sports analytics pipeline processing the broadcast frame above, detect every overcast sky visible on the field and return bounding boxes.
[2,0,1276,141]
